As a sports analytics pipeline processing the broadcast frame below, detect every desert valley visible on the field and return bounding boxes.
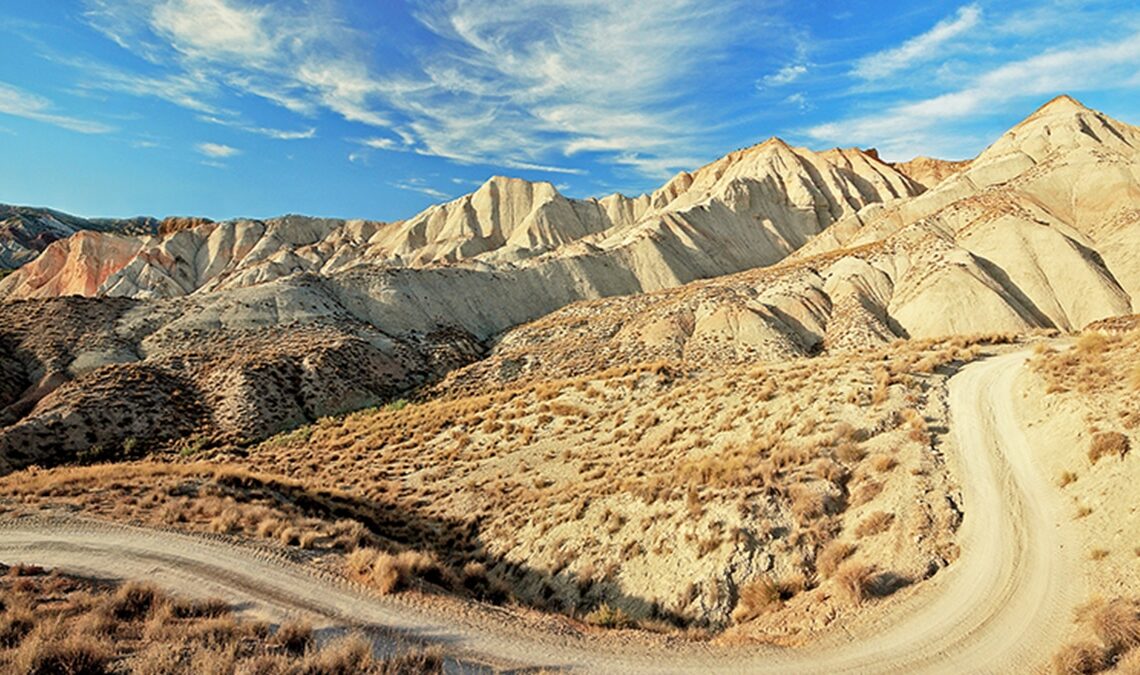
[0,89,1136,673]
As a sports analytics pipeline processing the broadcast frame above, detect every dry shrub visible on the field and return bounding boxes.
[7,564,46,578]
[1090,598,1140,654]
[731,578,783,624]
[869,454,897,473]
[346,547,378,576]
[188,616,245,647]
[1088,432,1130,464]
[128,642,185,675]
[272,618,313,655]
[380,645,444,674]
[816,540,856,580]
[369,551,437,595]
[1077,333,1110,355]
[1052,641,1107,674]
[789,485,827,523]
[0,604,36,647]
[169,597,230,620]
[298,632,374,675]
[584,603,633,629]
[12,629,112,675]
[189,643,238,675]
[104,581,163,621]
[834,561,876,606]
[835,441,865,464]
[855,511,895,538]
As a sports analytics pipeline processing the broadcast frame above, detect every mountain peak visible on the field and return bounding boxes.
[1027,94,1090,120]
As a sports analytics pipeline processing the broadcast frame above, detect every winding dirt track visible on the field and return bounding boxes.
[0,351,1079,672]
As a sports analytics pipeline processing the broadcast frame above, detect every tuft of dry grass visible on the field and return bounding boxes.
[368,551,440,595]
[855,512,895,538]
[584,603,633,629]
[834,562,877,606]
[271,618,313,655]
[1089,598,1140,654]
[1051,641,1107,674]
[1088,431,1130,464]
[815,540,856,580]
[731,578,783,624]
[0,567,444,674]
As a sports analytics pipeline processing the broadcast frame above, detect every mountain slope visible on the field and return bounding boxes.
[0,142,920,304]
[0,204,158,269]
[2,96,1138,466]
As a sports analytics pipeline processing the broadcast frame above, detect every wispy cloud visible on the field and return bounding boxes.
[762,64,808,87]
[853,4,982,80]
[80,0,392,130]
[360,137,400,150]
[0,81,114,134]
[809,30,1140,159]
[392,178,450,200]
[196,142,240,158]
[398,0,752,178]
[73,0,778,179]
[199,114,315,139]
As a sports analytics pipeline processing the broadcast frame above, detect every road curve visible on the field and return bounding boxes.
[0,350,1079,672]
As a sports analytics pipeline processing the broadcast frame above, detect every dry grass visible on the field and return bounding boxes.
[731,579,784,624]
[1052,641,1107,674]
[1055,597,1140,673]
[815,540,857,580]
[1088,432,1130,464]
[584,603,633,629]
[0,565,443,674]
[0,335,979,633]
[834,562,877,606]
[1089,598,1140,654]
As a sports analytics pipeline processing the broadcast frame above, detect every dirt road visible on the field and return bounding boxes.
[0,351,1078,672]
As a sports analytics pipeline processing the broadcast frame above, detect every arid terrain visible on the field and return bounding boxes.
[1,96,1139,673]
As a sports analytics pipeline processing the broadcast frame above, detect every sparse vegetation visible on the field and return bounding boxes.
[1088,432,1130,464]
[0,565,443,674]
[1054,598,1140,674]
[0,333,991,636]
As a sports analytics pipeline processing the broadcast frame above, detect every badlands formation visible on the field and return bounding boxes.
[2,95,1137,460]
[0,96,1139,671]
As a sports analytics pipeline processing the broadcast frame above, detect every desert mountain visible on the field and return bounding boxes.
[0,204,158,269]
[798,94,1139,333]
[2,96,1138,468]
[0,141,919,304]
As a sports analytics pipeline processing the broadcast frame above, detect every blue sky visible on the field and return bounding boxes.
[0,0,1138,221]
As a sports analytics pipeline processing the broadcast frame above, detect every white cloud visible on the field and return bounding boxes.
[762,64,808,87]
[361,137,399,150]
[784,93,811,111]
[77,0,766,179]
[80,0,393,130]
[196,142,240,157]
[254,126,315,140]
[809,30,1140,159]
[0,81,114,134]
[391,179,450,200]
[853,4,982,80]
[199,115,315,139]
[399,0,750,177]
[151,0,275,62]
